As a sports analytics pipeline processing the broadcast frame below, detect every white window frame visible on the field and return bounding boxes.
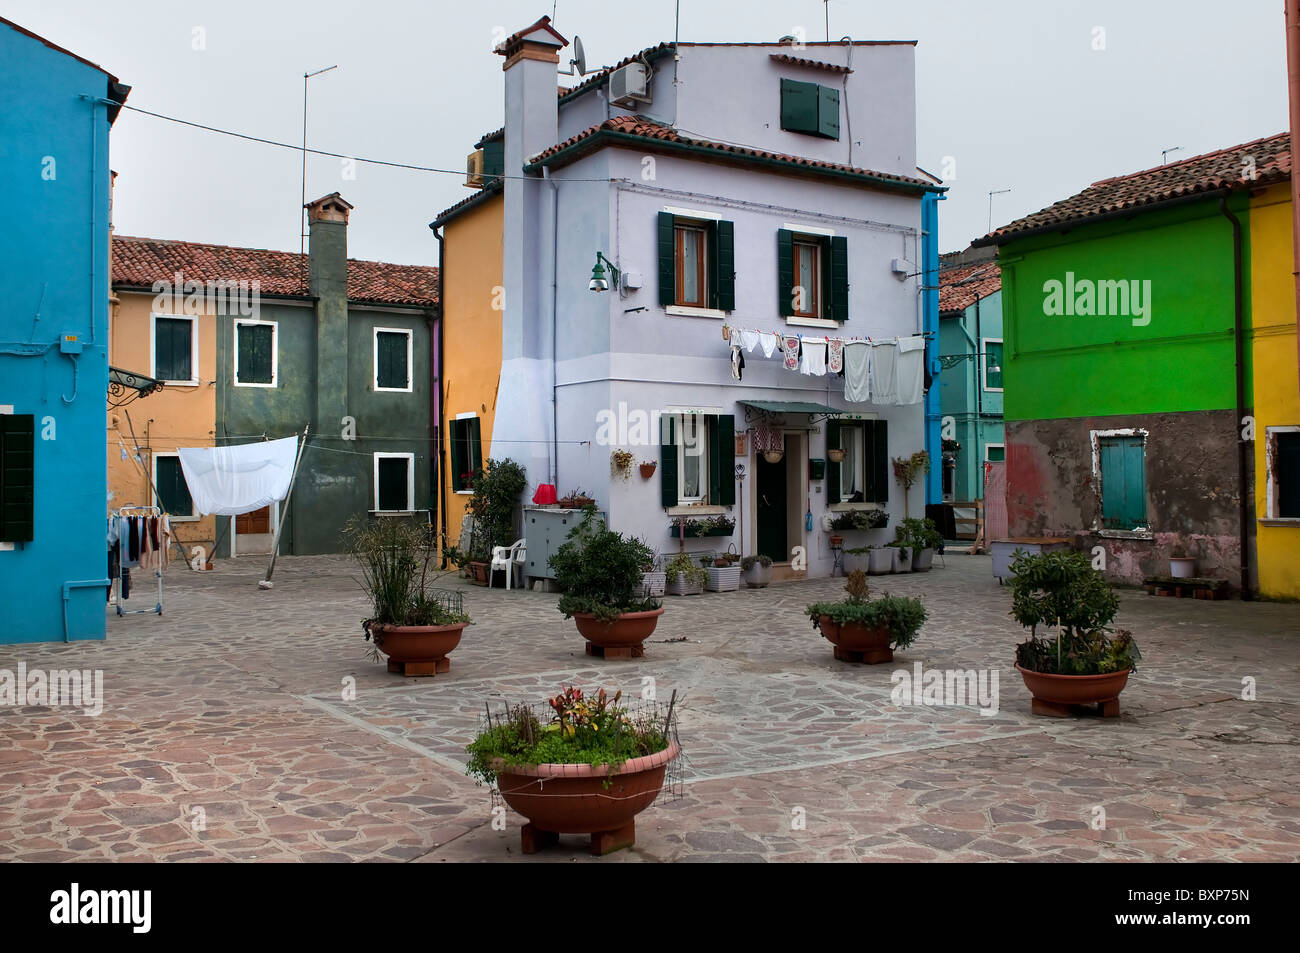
[152,451,197,521]
[233,318,278,388]
[673,413,709,505]
[373,452,416,513]
[373,327,413,393]
[985,443,1005,462]
[982,337,1004,393]
[837,422,866,503]
[452,412,479,495]
[1264,425,1300,523]
[150,313,200,386]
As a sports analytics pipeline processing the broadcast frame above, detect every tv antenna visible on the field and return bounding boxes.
[1162,145,1184,165]
[988,188,1012,233]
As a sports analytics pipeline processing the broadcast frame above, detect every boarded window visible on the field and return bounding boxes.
[155,455,193,518]
[377,456,411,511]
[375,330,410,390]
[236,322,275,385]
[1099,435,1146,530]
[450,417,482,493]
[154,317,194,382]
[0,414,35,542]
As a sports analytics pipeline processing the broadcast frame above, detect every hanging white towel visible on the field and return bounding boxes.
[894,334,926,405]
[800,339,827,376]
[870,341,899,405]
[177,436,299,516]
[739,329,761,353]
[843,341,871,402]
[760,332,779,359]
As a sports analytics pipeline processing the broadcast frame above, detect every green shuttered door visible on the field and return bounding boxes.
[1100,437,1146,530]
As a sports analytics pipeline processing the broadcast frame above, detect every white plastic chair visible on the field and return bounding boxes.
[490,538,526,590]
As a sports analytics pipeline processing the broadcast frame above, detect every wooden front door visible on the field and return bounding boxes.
[236,506,270,535]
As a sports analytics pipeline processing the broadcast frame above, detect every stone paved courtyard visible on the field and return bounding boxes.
[1,552,1298,863]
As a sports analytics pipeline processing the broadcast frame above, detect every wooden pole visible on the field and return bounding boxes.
[259,426,309,589]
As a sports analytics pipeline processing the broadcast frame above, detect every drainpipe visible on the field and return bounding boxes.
[1219,195,1253,600]
[544,166,559,487]
[433,225,449,568]
[974,294,983,495]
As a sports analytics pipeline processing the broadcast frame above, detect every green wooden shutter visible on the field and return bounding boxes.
[156,318,192,381]
[869,420,889,503]
[706,415,735,506]
[482,140,505,182]
[777,229,795,316]
[780,79,819,134]
[449,420,465,492]
[156,456,193,517]
[828,236,848,321]
[660,415,678,508]
[1100,439,1124,529]
[818,85,841,139]
[825,419,841,504]
[712,220,735,312]
[658,211,676,307]
[237,324,273,384]
[153,319,172,380]
[1123,438,1146,528]
[377,332,409,389]
[0,414,35,542]
[469,417,482,476]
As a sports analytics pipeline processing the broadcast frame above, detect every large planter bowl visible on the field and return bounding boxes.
[1015,664,1131,718]
[742,563,771,588]
[369,622,466,677]
[818,615,894,664]
[573,607,663,659]
[867,548,894,574]
[912,547,935,571]
[495,740,681,855]
[1169,557,1196,578]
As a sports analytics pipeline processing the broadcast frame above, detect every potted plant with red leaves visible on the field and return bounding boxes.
[467,685,680,855]
[1010,549,1141,717]
[549,508,663,658]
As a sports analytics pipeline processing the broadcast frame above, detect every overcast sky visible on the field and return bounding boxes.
[8,0,1288,263]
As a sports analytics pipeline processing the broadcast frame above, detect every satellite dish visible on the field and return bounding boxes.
[572,36,587,75]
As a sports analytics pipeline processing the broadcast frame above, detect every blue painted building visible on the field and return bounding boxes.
[0,17,129,643]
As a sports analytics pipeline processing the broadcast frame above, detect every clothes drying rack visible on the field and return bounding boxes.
[112,504,164,617]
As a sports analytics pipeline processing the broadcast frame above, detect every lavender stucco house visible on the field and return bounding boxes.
[485,15,943,578]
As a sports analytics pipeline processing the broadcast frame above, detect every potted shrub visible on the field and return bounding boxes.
[1010,549,1141,718]
[467,686,680,855]
[550,509,662,659]
[466,458,528,586]
[867,545,894,575]
[346,517,471,677]
[665,552,707,596]
[741,554,772,588]
[896,517,942,571]
[891,451,930,519]
[807,570,927,664]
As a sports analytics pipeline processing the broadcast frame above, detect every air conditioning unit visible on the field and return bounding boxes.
[609,62,650,107]
[465,149,485,188]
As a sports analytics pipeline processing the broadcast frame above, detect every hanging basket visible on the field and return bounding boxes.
[827,448,846,463]
[639,462,657,479]
[763,450,785,464]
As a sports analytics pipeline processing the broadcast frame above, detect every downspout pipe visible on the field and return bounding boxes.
[1287,0,1300,404]
[544,166,559,487]
[1219,195,1253,600]
[433,224,449,568]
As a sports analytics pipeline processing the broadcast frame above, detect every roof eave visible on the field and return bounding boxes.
[527,130,940,196]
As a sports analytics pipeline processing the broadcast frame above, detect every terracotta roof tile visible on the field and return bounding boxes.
[939,261,1001,313]
[526,115,935,192]
[982,132,1290,244]
[111,235,437,307]
[430,182,504,228]
[494,15,567,56]
[769,53,852,73]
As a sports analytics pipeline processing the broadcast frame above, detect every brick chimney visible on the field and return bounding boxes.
[306,192,354,428]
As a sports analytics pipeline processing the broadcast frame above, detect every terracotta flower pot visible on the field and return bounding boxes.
[827,448,846,463]
[468,561,490,586]
[572,606,664,659]
[819,615,893,664]
[1015,663,1131,718]
[369,622,466,677]
[639,463,657,479]
[495,740,680,855]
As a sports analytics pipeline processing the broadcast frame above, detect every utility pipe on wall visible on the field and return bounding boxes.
[1220,195,1253,600]
[1287,0,1300,403]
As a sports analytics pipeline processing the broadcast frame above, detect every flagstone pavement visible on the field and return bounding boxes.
[1,551,1298,863]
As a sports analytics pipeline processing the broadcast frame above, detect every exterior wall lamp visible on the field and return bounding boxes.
[589,252,620,292]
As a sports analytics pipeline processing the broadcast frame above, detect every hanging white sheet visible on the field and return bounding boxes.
[176,436,299,516]
[894,334,927,405]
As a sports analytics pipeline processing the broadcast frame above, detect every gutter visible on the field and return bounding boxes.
[525,131,942,197]
[543,167,559,487]
[431,225,449,569]
[1219,195,1254,600]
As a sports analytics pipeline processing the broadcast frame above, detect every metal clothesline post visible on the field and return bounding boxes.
[258,425,309,590]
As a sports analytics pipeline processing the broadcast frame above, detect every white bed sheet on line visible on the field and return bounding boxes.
[176,436,298,516]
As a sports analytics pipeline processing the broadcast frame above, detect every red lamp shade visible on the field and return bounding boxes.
[532,483,558,505]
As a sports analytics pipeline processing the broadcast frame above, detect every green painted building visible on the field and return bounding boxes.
[976,135,1291,593]
[937,253,1004,502]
